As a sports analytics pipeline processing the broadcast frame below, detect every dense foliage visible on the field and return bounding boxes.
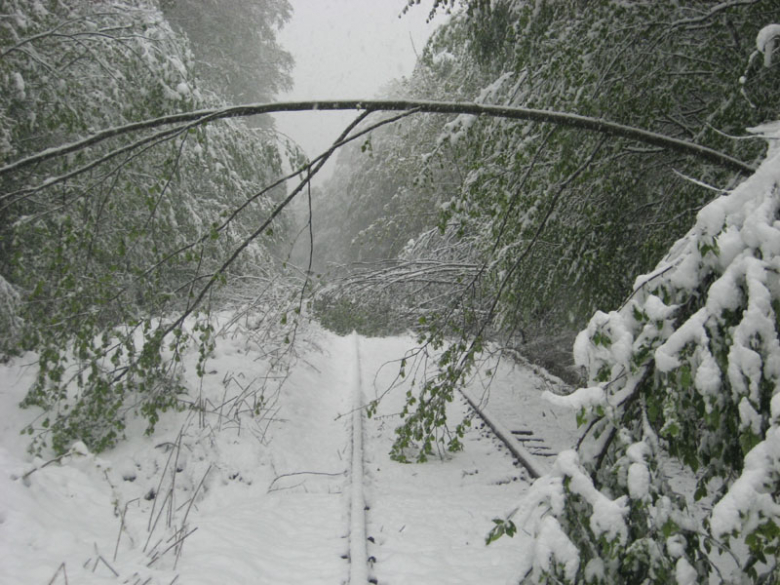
[160,0,293,107]
[0,0,292,454]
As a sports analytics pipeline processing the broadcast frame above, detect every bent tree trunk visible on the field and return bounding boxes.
[0,99,756,178]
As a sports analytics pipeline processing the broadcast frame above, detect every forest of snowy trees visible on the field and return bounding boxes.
[2,0,780,583]
[317,0,775,368]
[0,0,304,454]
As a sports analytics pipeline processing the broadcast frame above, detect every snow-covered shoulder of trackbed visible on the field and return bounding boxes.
[0,321,578,585]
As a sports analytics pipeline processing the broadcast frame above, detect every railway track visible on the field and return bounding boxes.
[457,387,552,480]
[347,333,372,584]
[345,334,558,583]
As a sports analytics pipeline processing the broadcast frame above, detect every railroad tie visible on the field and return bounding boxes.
[510,429,556,458]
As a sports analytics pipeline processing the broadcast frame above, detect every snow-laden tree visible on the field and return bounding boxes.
[426,0,775,336]
[511,27,780,585]
[0,0,291,453]
[160,0,293,109]
[517,122,780,585]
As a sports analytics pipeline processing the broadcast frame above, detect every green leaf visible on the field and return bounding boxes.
[680,365,692,389]
[486,519,516,545]
[661,519,679,539]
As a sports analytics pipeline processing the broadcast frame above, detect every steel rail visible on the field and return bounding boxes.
[348,332,371,584]
[458,387,549,480]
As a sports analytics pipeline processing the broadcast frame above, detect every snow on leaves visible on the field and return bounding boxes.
[524,120,780,582]
[0,0,290,454]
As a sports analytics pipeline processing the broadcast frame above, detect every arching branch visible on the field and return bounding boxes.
[0,99,755,178]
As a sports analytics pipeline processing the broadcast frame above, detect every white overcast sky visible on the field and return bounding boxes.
[273,0,440,181]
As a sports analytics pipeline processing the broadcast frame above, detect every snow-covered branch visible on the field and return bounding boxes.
[0,100,756,177]
[668,0,762,28]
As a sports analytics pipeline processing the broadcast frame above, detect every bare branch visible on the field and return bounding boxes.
[0,18,82,58]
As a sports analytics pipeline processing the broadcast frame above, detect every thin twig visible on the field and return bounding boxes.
[147,528,197,567]
[97,555,119,577]
[46,562,68,585]
[21,451,71,481]
[179,464,211,530]
[144,489,172,553]
[267,470,346,492]
[114,498,139,562]
[168,435,184,529]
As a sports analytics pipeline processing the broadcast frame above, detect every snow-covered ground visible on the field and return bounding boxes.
[0,322,579,584]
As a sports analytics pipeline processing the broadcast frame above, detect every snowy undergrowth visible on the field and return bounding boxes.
[0,313,309,584]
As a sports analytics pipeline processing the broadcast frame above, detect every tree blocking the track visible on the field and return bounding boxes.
[0,98,757,344]
[0,99,756,179]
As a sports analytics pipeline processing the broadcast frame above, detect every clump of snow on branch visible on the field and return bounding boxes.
[741,24,780,87]
[757,24,780,67]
